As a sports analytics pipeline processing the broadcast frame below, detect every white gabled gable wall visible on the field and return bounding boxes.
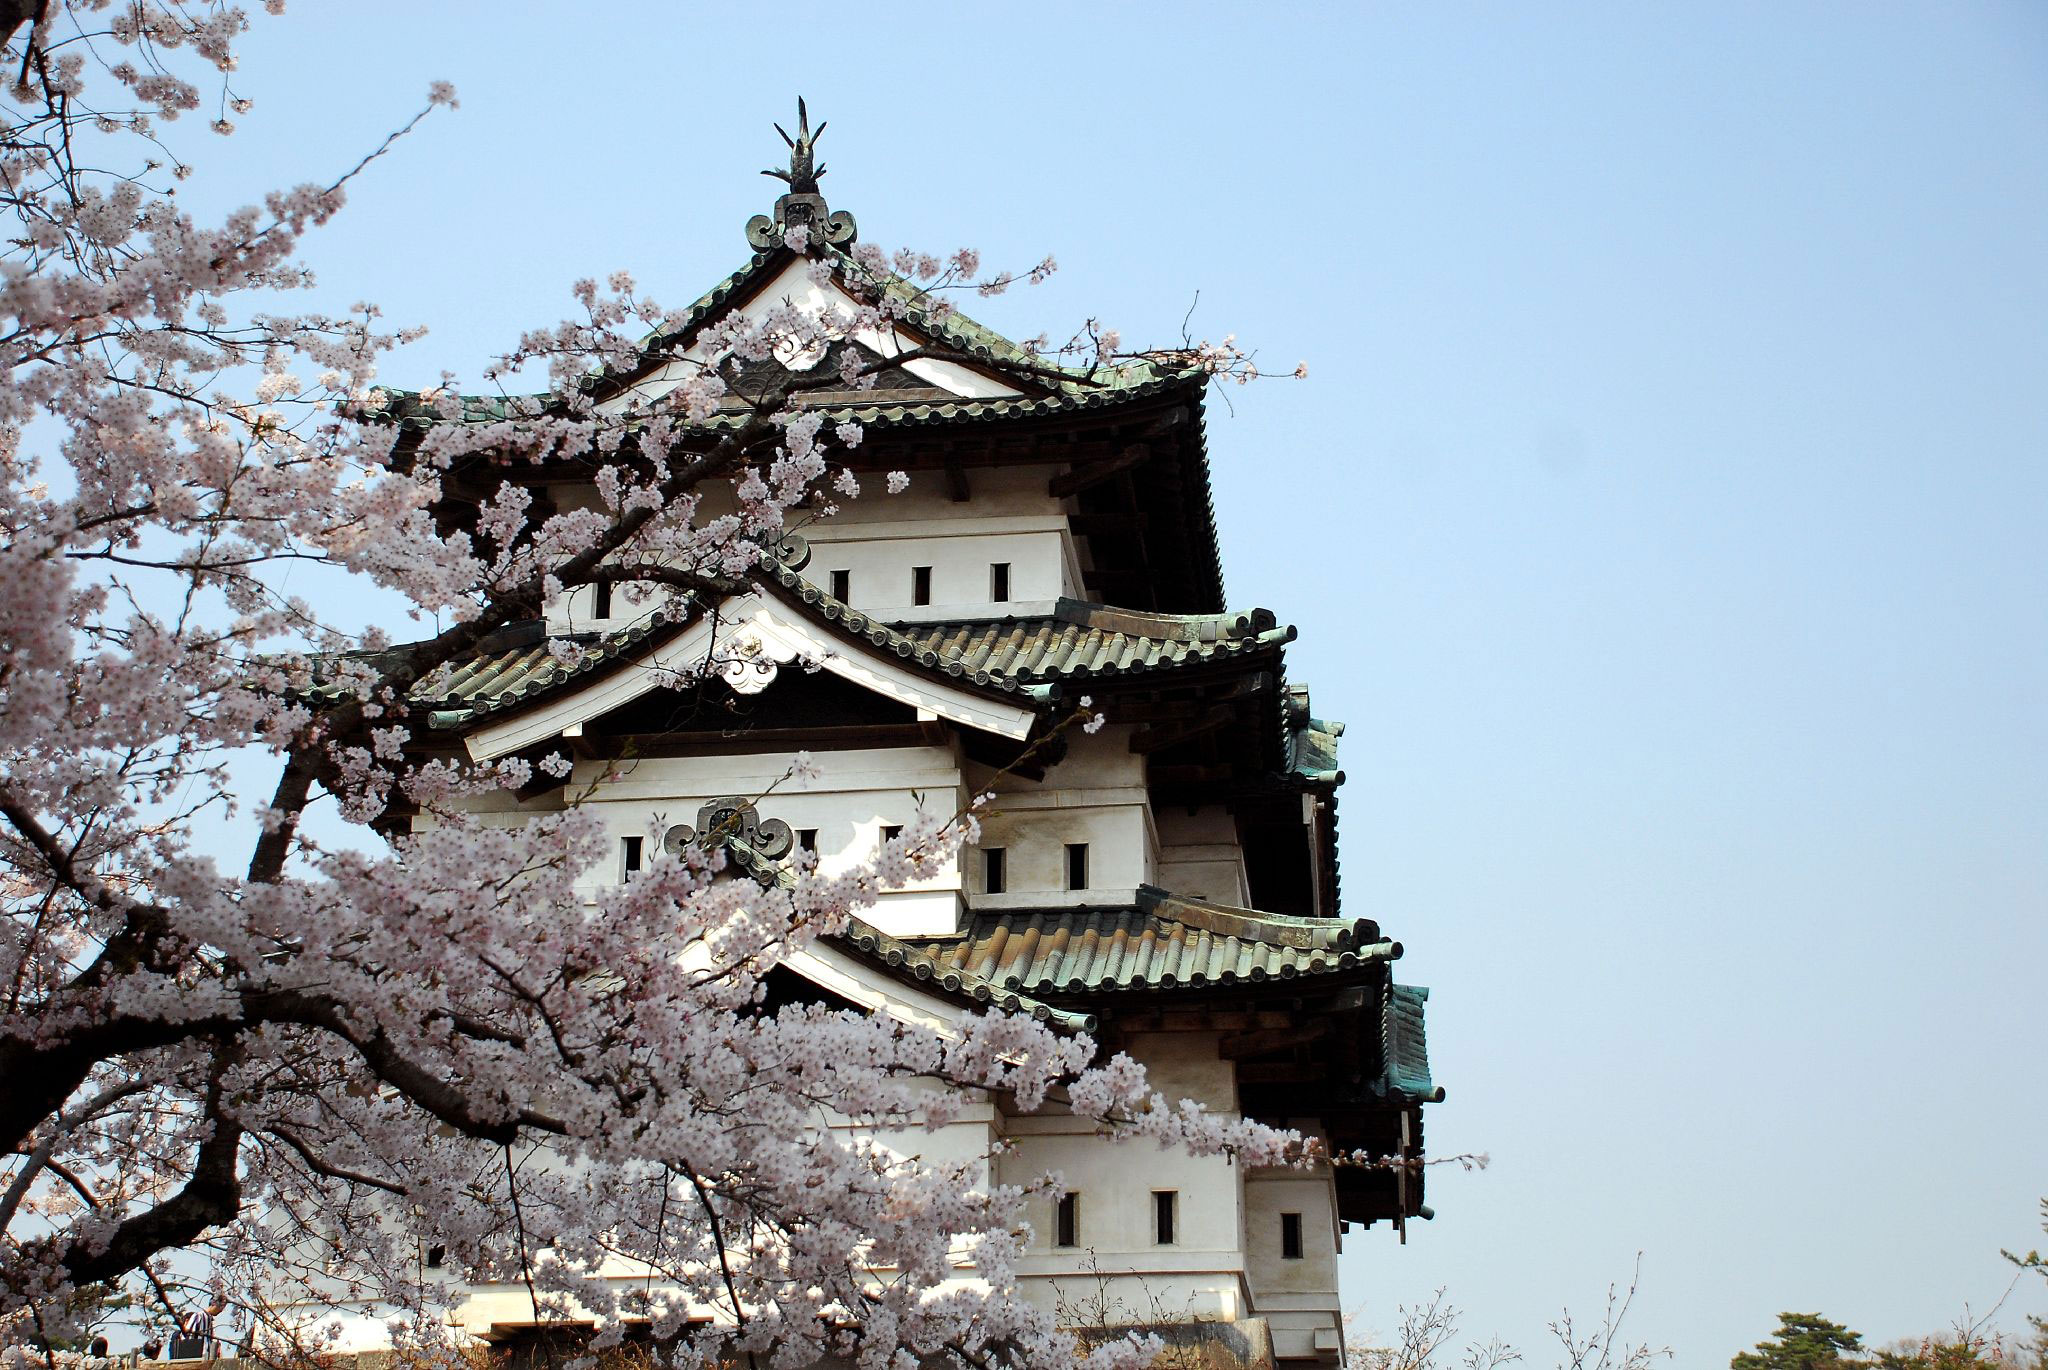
[600,257,1026,416]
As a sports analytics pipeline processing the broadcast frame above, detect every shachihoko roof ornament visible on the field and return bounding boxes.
[748,98,856,252]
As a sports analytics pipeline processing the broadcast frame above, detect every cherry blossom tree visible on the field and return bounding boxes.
[0,5,1303,1366]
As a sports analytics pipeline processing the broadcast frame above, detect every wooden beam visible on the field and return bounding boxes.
[1131,703,1238,755]
[944,460,970,502]
[1148,763,1233,786]
[1080,567,1156,594]
[1048,441,1149,498]
[592,723,937,757]
[1236,1062,1328,1085]
[1069,512,1148,538]
[1219,1019,1330,1060]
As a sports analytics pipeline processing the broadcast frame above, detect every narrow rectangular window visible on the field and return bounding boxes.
[1055,1192,1079,1249]
[990,562,1011,602]
[830,569,851,602]
[984,847,1006,895]
[912,565,933,606]
[593,580,612,619]
[425,1245,446,1270]
[1066,843,1089,891]
[1153,1190,1178,1245]
[882,824,903,843]
[622,835,643,876]
[1281,1211,1304,1260]
[797,828,819,853]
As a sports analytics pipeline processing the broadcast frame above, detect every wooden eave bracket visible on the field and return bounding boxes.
[1130,701,1239,755]
[1219,1017,1332,1061]
[1046,406,1187,498]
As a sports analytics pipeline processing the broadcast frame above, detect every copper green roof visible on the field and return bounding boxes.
[909,602,1293,681]
[375,367,1198,434]
[371,243,1194,433]
[884,887,1398,998]
[297,570,1292,731]
[1375,983,1442,1104]
[1284,683,1345,786]
[841,917,1098,1034]
[637,242,1178,402]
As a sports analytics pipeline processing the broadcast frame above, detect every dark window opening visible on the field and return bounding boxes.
[912,565,933,605]
[1066,843,1089,891]
[991,562,1011,602]
[797,829,819,853]
[1154,1191,1177,1245]
[984,847,1006,895]
[622,835,643,876]
[882,824,903,843]
[593,580,612,618]
[1281,1211,1304,1260]
[830,569,851,602]
[425,1245,446,1270]
[1055,1192,1079,1248]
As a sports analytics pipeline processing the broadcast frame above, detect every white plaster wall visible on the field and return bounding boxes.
[790,468,1083,613]
[1122,1031,1236,1112]
[540,466,1087,631]
[798,464,1067,526]
[972,804,1151,895]
[997,1035,1250,1325]
[970,727,1158,895]
[1156,805,1252,906]
[1243,1163,1344,1363]
[802,524,1074,613]
[1242,1172,1339,1297]
[573,747,969,937]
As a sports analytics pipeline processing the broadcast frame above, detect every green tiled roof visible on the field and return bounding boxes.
[375,368,1198,435]
[297,572,1290,731]
[637,242,1177,403]
[841,917,1098,1035]
[1375,984,1441,1104]
[1282,682,1344,785]
[885,886,1398,998]
[371,243,1194,434]
[908,602,1293,682]
[1287,716,1344,786]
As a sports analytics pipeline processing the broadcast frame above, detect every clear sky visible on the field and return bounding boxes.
[186,3,2048,1363]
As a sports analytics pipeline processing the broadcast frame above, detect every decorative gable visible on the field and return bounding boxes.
[597,255,1028,418]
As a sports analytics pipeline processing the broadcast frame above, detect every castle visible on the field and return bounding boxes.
[348,112,1440,1370]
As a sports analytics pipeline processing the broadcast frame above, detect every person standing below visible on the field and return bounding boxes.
[168,1297,225,1361]
[138,1339,163,1365]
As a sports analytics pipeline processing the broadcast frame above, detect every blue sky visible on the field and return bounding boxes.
[186,3,2048,1361]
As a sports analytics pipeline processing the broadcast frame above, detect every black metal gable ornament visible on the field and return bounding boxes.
[663,797,796,886]
[747,98,857,252]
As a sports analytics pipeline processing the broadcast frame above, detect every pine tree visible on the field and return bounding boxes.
[1733,1313,1869,1370]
